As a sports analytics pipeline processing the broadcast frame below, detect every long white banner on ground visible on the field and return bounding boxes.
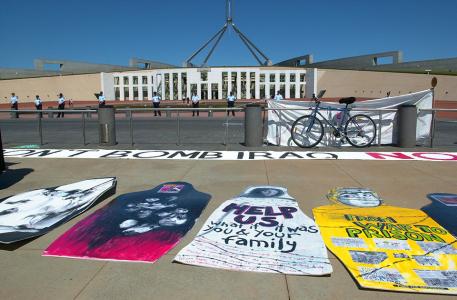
[3,149,457,162]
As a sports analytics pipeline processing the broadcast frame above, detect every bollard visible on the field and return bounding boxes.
[0,128,5,172]
[398,104,417,148]
[48,107,54,118]
[208,106,213,117]
[98,106,117,146]
[245,104,263,147]
[166,106,171,118]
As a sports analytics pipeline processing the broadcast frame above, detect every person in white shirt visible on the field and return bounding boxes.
[35,95,43,118]
[227,91,236,116]
[57,93,65,118]
[98,91,106,108]
[152,92,161,116]
[274,91,284,101]
[191,92,200,117]
[10,93,19,118]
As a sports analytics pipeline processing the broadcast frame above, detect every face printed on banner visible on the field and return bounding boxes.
[242,187,284,198]
[0,188,104,233]
[328,188,382,207]
[118,196,190,235]
[44,182,211,263]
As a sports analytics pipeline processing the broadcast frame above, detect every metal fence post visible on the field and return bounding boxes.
[224,109,229,145]
[430,110,436,148]
[38,113,43,145]
[177,110,181,145]
[82,112,86,146]
[377,111,382,146]
[129,110,134,147]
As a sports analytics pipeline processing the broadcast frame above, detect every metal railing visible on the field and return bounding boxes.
[0,109,97,146]
[1,107,456,148]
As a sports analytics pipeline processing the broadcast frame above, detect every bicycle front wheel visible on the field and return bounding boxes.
[344,114,377,147]
[291,115,324,148]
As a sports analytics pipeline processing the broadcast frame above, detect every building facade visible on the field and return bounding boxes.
[104,67,309,101]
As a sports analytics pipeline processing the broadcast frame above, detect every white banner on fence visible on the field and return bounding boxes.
[174,186,333,275]
[267,90,433,147]
[3,149,457,162]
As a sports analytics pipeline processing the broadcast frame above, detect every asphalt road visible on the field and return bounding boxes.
[0,115,456,150]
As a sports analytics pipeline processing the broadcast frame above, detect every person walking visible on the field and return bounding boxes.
[34,95,43,118]
[10,93,19,118]
[191,92,200,117]
[227,91,236,116]
[57,93,65,118]
[274,91,284,101]
[98,91,106,108]
[152,92,161,116]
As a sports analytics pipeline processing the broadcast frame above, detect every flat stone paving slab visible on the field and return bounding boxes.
[0,157,456,300]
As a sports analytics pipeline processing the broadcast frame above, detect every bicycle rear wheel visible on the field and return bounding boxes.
[344,114,376,147]
[291,115,324,148]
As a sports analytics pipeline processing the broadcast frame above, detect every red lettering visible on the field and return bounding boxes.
[366,152,412,160]
[412,152,457,161]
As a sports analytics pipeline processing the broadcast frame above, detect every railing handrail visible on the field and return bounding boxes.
[2,107,457,113]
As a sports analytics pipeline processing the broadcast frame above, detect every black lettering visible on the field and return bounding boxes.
[133,151,169,158]
[101,151,132,158]
[168,151,200,159]
[248,151,273,159]
[279,152,304,159]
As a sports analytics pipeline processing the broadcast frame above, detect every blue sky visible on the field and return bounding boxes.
[1,0,456,68]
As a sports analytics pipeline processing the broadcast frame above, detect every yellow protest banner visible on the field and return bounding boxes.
[313,204,457,294]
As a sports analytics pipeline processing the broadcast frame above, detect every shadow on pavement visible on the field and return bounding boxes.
[422,193,457,237]
[0,163,33,190]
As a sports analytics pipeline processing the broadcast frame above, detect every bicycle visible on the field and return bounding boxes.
[290,95,377,148]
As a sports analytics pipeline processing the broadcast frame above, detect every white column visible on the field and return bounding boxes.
[255,72,260,99]
[237,71,241,99]
[178,73,182,100]
[227,71,232,96]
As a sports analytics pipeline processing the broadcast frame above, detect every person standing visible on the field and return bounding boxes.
[191,92,200,117]
[10,93,19,118]
[227,91,236,116]
[274,91,284,101]
[152,92,161,116]
[34,95,43,118]
[98,91,106,108]
[57,93,65,118]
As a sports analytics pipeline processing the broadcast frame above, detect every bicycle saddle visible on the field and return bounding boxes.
[339,97,356,105]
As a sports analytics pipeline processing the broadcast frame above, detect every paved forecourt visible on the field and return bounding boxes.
[0,155,456,300]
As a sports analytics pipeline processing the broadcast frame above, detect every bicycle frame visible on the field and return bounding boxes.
[306,101,351,135]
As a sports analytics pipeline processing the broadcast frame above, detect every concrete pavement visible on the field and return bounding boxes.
[1,156,456,300]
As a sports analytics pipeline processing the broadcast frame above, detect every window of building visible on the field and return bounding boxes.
[123,76,129,85]
[269,74,275,83]
[290,74,296,82]
[133,76,138,85]
[201,71,208,81]
[211,83,219,99]
[300,73,305,82]
[133,87,139,100]
[115,87,120,100]
[142,86,148,100]
[124,87,129,100]
[231,72,237,95]
[142,76,148,85]
[222,72,228,99]
[260,84,265,99]
[249,72,255,99]
[173,73,178,100]
[280,84,285,98]
[280,73,285,83]
[201,83,208,99]
[270,85,275,98]
[190,84,197,96]
[181,73,187,99]
[164,74,170,99]
[114,77,120,85]
[289,84,296,99]
[300,84,306,98]
[259,73,265,83]
[241,72,247,99]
